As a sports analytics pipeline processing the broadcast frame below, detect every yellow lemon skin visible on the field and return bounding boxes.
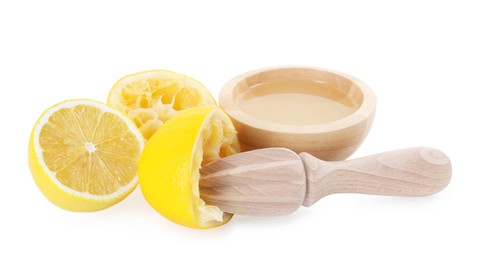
[138,106,238,229]
[28,99,143,212]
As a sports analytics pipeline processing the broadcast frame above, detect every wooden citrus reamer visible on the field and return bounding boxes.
[199,147,452,216]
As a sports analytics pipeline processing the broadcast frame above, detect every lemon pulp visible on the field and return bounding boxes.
[29,99,144,211]
[108,70,216,140]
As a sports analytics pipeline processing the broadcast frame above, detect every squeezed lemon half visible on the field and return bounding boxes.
[108,70,217,140]
[28,99,144,211]
[138,106,240,229]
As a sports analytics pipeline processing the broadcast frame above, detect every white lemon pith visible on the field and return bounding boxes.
[108,70,216,140]
[29,99,144,211]
[192,109,239,225]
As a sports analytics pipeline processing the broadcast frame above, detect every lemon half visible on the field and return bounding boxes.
[28,99,144,211]
[138,106,240,229]
[108,70,217,140]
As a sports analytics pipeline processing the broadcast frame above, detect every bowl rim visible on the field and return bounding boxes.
[219,66,376,134]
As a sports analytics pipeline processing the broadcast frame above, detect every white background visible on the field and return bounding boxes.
[1,0,479,259]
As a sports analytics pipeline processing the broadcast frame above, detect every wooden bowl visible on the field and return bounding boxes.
[219,66,376,161]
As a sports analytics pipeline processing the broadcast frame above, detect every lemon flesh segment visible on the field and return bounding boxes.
[138,107,239,229]
[108,70,217,140]
[29,99,144,211]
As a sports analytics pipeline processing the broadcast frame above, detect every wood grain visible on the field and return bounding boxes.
[199,147,452,216]
[200,148,305,216]
[301,147,452,206]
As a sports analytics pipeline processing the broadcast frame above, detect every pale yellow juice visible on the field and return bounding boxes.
[236,80,359,125]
